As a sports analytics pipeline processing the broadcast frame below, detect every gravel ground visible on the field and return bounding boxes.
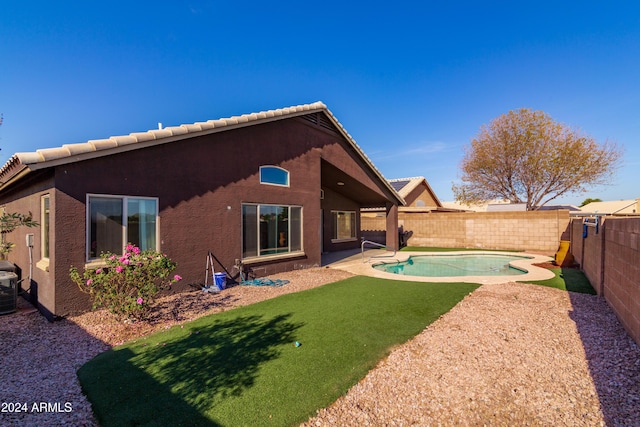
[0,268,352,427]
[1,267,639,426]
[303,282,640,427]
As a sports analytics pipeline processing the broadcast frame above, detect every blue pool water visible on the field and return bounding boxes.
[373,254,529,277]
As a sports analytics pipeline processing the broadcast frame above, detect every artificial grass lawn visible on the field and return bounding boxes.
[518,267,596,294]
[78,276,479,427]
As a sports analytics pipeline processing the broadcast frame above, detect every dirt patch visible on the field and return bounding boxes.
[534,261,579,270]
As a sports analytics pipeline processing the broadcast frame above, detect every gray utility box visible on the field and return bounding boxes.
[0,261,16,273]
[0,271,19,315]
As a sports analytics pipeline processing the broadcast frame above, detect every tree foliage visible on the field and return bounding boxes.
[0,212,39,257]
[452,108,622,210]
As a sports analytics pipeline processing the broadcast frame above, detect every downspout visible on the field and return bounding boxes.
[29,237,34,289]
[26,233,34,292]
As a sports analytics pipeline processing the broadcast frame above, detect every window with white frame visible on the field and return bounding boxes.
[41,194,50,259]
[87,195,158,260]
[242,204,302,258]
[259,166,289,187]
[332,211,357,241]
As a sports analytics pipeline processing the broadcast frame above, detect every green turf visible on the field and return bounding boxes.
[518,267,596,294]
[78,276,479,427]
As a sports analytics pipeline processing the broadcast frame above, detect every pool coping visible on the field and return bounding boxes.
[327,250,556,284]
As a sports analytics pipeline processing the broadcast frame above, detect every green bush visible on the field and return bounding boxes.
[70,244,181,321]
[0,211,39,258]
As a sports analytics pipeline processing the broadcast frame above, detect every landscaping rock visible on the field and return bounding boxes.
[1,268,638,426]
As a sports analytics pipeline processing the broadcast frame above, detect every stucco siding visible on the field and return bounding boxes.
[0,114,398,317]
[0,172,57,318]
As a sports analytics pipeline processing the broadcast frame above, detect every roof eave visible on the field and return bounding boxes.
[0,101,405,206]
[319,109,405,206]
[0,164,32,193]
[22,102,331,173]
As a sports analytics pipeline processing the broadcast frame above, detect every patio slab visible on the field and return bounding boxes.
[326,249,555,284]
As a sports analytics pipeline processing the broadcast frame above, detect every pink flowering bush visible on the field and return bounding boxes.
[70,244,181,321]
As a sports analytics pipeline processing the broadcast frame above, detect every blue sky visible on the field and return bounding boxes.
[1,1,638,205]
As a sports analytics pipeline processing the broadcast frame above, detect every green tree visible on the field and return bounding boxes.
[453,108,622,210]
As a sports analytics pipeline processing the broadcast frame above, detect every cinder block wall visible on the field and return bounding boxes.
[603,218,640,345]
[362,210,570,253]
[570,217,640,346]
[574,218,605,295]
[571,220,584,267]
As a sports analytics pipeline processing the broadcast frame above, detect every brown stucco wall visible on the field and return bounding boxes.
[0,171,58,318]
[51,119,326,315]
[320,187,361,252]
[1,114,397,317]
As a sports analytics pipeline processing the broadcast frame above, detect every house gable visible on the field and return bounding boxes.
[0,102,403,318]
[0,102,403,207]
[388,177,442,209]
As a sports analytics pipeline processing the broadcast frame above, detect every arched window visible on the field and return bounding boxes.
[260,166,289,187]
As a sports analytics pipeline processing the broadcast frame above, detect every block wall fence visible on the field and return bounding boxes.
[570,217,640,346]
[361,210,571,253]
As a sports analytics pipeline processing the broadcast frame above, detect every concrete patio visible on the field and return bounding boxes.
[323,248,555,284]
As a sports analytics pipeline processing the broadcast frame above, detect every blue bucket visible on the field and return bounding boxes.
[214,272,226,291]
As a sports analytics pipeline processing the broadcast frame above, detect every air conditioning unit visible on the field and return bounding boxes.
[0,271,18,315]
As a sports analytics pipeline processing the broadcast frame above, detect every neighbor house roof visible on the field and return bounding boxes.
[486,203,527,212]
[440,199,511,212]
[442,200,581,212]
[388,176,443,207]
[538,204,580,211]
[578,199,638,215]
[0,102,405,205]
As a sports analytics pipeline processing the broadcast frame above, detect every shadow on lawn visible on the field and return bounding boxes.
[80,313,302,426]
[560,267,597,294]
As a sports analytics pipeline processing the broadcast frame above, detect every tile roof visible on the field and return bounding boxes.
[579,199,637,214]
[388,176,442,207]
[3,102,326,173]
[0,102,404,204]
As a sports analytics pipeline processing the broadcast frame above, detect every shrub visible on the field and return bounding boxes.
[70,244,182,321]
[0,211,39,259]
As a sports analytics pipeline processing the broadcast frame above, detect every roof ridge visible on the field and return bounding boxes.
[0,101,404,205]
[2,101,328,174]
[388,176,425,182]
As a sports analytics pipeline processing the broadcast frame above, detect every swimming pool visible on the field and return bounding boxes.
[372,254,530,277]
